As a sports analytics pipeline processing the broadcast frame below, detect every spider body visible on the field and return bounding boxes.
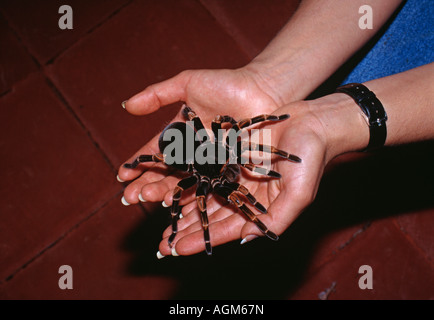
[124,104,301,255]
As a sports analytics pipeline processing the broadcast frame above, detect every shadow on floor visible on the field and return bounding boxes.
[121,140,434,299]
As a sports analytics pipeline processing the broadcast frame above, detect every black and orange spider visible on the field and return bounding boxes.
[124,104,301,255]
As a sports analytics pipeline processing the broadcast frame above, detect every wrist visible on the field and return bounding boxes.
[242,56,307,106]
[305,93,370,162]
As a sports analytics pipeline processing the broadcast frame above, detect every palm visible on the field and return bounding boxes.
[119,69,282,198]
[181,69,280,121]
[158,103,328,256]
[119,71,327,257]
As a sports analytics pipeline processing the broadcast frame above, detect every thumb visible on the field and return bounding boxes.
[240,189,307,243]
[123,70,192,115]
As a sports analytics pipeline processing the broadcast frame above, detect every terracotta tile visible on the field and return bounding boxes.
[0,0,129,64]
[0,14,38,95]
[46,0,249,167]
[306,223,371,274]
[395,208,434,264]
[0,197,178,299]
[297,142,434,281]
[0,73,120,281]
[200,0,300,58]
[289,219,434,300]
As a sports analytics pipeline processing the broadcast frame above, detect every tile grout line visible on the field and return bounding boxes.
[197,0,257,61]
[0,10,43,95]
[1,1,133,66]
[1,5,121,174]
[0,9,117,284]
[306,221,373,277]
[391,217,434,269]
[43,75,117,174]
[0,0,151,286]
[1,190,125,284]
[38,0,134,173]
[45,0,134,66]
[335,221,372,252]
[0,5,131,285]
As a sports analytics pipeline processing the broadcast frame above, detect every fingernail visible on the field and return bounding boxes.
[121,100,127,109]
[162,200,169,208]
[171,247,179,257]
[116,175,124,183]
[121,196,130,206]
[156,251,165,259]
[138,193,146,202]
[240,235,258,245]
[179,213,183,219]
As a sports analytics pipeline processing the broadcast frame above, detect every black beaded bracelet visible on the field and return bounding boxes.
[336,83,388,152]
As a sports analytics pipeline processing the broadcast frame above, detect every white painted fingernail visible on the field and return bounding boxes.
[179,213,183,219]
[171,247,179,256]
[156,251,165,259]
[116,175,124,182]
[138,193,146,202]
[162,200,169,208]
[121,100,127,109]
[240,235,258,245]
[121,196,130,206]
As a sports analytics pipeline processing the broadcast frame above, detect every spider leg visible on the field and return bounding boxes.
[225,114,289,151]
[238,159,282,178]
[212,114,237,136]
[233,113,290,132]
[214,185,279,241]
[196,178,212,255]
[223,181,267,214]
[123,153,165,169]
[211,115,236,144]
[238,141,302,163]
[181,104,210,143]
[167,174,199,247]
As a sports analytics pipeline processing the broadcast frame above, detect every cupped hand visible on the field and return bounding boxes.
[157,101,333,257]
[118,67,285,205]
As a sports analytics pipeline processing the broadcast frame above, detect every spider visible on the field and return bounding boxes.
[123,104,301,255]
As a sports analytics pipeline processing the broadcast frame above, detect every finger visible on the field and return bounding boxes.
[161,198,230,238]
[180,195,224,218]
[179,199,198,216]
[161,184,197,208]
[240,188,311,240]
[159,210,246,256]
[117,134,162,182]
[123,71,192,116]
[122,163,172,204]
[179,192,225,215]
[138,175,183,204]
[117,110,186,182]
[161,207,202,240]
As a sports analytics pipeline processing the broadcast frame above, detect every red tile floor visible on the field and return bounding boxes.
[1,0,433,300]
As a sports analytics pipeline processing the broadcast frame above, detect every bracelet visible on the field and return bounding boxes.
[336,83,388,152]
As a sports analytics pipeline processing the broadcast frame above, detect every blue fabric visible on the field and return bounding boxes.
[342,0,434,84]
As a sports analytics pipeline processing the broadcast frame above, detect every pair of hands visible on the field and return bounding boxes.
[118,68,333,257]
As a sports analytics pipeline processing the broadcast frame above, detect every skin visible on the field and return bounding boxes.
[117,0,434,256]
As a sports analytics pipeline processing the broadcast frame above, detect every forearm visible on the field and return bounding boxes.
[365,62,434,146]
[311,62,434,160]
[245,0,403,104]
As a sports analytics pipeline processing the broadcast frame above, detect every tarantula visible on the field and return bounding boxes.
[124,104,301,255]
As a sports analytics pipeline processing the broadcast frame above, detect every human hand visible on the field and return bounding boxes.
[118,67,289,205]
[155,93,368,257]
